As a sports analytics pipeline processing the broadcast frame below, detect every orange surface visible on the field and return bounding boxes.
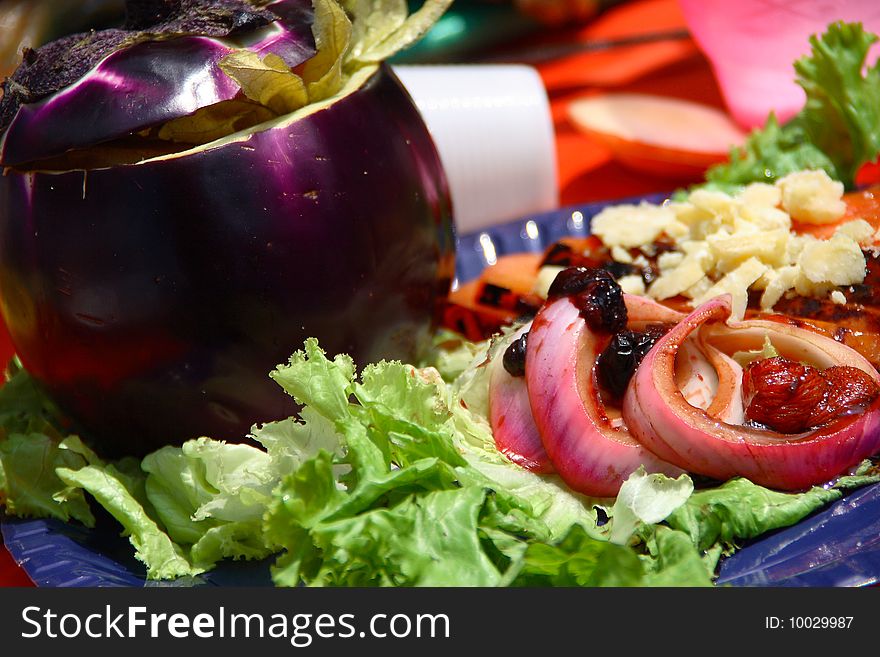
[532,0,727,204]
[0,0,722,587]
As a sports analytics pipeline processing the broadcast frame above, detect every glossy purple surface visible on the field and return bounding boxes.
[1,22,317,165]
[0,65,454,457]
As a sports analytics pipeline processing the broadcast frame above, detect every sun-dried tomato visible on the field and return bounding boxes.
[742,356,880,433]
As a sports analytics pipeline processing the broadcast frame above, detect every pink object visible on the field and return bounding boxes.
[524,296,683,497]
[488,323,555,473]
[678,0,880,129]
[623,295,880,491]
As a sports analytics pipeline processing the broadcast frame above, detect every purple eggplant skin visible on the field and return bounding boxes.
[1,38,245,166]
[0,64,456,457]
[0,28,317,166]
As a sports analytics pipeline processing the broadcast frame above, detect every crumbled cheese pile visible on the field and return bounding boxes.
[588,170,874,320]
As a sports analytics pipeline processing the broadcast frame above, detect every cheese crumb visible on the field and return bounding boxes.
[693,257,768,321]
[759,265,800,310]
[590,203,678,248]
[649,247,712,300]
[617,275,646,295]
[797,234,866,286]
[707,229,788,272]
[588,169,870,313]
[611,245,633,263]
[738,182,781,209]
[776,169,846,224]
[532,265,565,299]
[831,290,847,305]
[657,251,684,271]
[835,219,876,245]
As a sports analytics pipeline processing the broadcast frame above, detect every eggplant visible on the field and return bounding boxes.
[0,0,456,456]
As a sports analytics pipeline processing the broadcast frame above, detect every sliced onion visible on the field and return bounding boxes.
[488,322,554,473]
[624,294,880,490]
[623,293,684,325]
[525,296,683,497]
[675,333,744,424]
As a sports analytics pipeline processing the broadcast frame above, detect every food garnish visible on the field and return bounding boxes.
[705,21,880,191]
[624,295,880,490]
[742,356,880,434]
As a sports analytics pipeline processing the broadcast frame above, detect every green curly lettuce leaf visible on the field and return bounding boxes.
[706,21,880,190]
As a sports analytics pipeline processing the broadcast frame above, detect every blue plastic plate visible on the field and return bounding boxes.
[3,194,880,587]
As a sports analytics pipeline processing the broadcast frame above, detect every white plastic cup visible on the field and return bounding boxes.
[679,0,880,129]
[393,64,559,235]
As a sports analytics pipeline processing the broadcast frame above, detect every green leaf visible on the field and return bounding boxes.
[139,437,285,565]
[250,409,346,478]
[262,339,603,587]
[608,467,694,546]
[270,338,356,421]
[508,524,645,587]
[706,21,880,189]
[422,329,490,382]
[638,526,714,587]
[833,459,880,490]
[314,487,501,587]
[141,447,209,545]
[794,21,880,186]
[354,362,468,469]
[664,477,842,558]
[706,115,835,190]
[55,465,201,580]
[189,521,272,568]
[0,362,64,438]
[0,433,95,526]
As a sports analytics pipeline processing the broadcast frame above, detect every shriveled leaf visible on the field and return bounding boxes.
[343,0,408,62]
[345,0,453,65]
[301,0,353,99]
[158,99,277,143]
[219,50,309,115]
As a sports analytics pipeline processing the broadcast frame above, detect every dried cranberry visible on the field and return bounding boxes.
[547,267,627,334]
[601,260,640,280]
[597,325,668,398]
[502,331,529,377]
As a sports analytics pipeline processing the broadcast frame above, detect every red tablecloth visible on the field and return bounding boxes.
[0,0,723,587]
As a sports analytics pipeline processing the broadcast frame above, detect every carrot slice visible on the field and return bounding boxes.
[478,253,544,296]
